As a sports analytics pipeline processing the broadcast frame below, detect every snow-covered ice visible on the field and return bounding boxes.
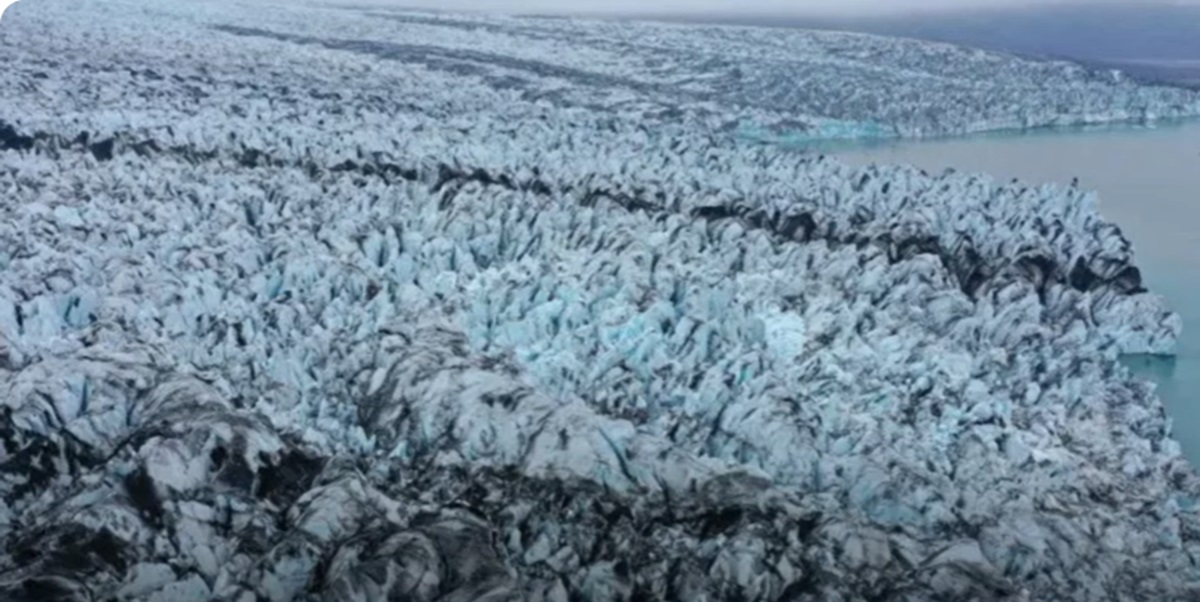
[1,0,1199,601]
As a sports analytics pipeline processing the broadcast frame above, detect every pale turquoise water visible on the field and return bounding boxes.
[832,120,1200,464]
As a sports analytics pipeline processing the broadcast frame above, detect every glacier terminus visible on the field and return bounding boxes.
[1,0,1199,601]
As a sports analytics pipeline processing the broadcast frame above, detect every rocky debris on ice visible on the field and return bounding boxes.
[0,0,1199,601]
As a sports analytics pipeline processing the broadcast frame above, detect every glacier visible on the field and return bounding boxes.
[1,0,1199,601]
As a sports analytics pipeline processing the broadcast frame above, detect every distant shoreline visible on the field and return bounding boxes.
[591,5,1200,91]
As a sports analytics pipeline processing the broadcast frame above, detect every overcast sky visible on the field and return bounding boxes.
[347,0,1200,17]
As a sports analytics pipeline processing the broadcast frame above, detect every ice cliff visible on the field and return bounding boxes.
[1,0,1199,601]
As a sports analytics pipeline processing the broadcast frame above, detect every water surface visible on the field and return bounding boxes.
[833,120,1200,464]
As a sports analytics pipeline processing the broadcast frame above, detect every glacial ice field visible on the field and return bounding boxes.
[1,1,1200,601]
